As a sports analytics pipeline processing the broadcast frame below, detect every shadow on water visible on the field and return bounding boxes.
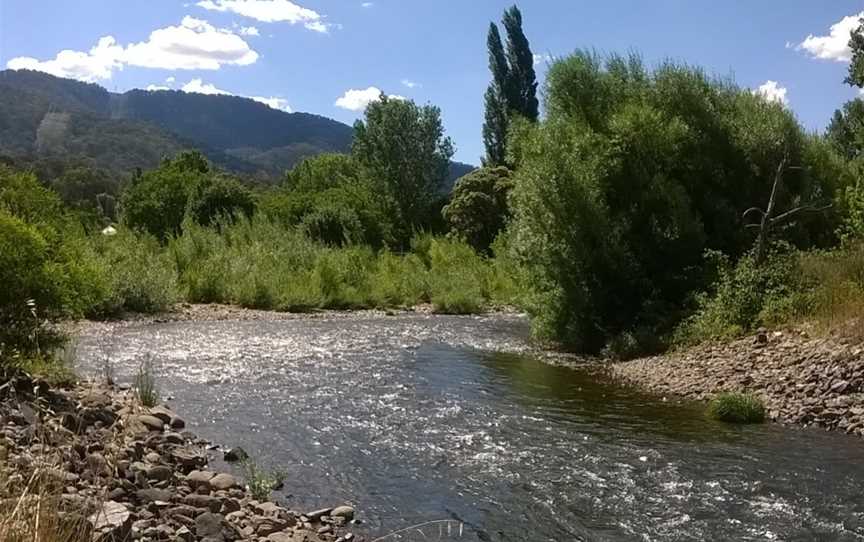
[75,315,864,542]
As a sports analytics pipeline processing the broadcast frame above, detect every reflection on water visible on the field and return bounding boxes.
[76,314,864,541]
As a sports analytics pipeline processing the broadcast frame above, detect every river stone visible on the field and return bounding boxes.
[89,501,131,542]
[146,465,173,482]
[148,405,175,424]
[185,494,223,512]
[136,488,173,503]
[176,526,195,541]
[306,508,332,521]
[170,415,186,429]
[196,512,224,538]
[135,414,164,431]
[331,505,354,521]
[187,470,216,490]
[223,447,249,462]
[210,473,238,490]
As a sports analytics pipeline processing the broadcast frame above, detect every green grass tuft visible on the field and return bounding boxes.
[706,392,766,424]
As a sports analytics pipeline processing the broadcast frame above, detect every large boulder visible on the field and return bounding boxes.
[89,501,132,542]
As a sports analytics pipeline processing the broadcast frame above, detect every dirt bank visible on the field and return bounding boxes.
[613,328,864,436]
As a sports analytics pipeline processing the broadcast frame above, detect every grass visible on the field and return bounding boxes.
[706,392,766,424]
[134,355,159,407]
[241,460,287,501]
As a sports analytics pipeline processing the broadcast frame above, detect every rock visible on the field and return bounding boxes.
[306,508,332,521]
[196,512,225,538]
[185,494,223,512]
[163,431,184,445]
[330,505,354,521]
[146,465,174,482]
[170,416,186,429]
[176,525,195,541]
[135,414,165,432]
[210,473,238,490]
[223,447,249,462]
[186,470,216,490]
[89,501,132,542]
[148,405,176,424]
[136,488,173,503]
[171,447,207,471]
[830,380,850,394]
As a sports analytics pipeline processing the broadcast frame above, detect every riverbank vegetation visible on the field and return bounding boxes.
[5,4,864,377]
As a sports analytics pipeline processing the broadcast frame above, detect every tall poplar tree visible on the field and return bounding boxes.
[482,5,538,166]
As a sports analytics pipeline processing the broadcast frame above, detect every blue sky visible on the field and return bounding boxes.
[2,1,864,164]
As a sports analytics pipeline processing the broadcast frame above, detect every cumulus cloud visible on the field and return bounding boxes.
[6,36,124,83]
[401,79,420,89]
[6,17,258,82]
[145,84,171,91]
[124,16,258,70]
[239,25,260,36]
[180,78,291,112]
[196,0,335,32]
[334,86,405,111]
[753,80,788,105]
[250,96,291,112]
[182,78,232,95]
[798,12,863,61]
[166,76,176,83]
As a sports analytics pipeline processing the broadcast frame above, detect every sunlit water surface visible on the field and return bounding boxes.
[75,314,864,541]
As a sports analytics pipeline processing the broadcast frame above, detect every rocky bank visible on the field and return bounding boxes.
[613,328,864,435]
[0,374,364,541]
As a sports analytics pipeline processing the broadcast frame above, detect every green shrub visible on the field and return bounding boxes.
[134,356,159,408]
[371,252,429,307]
[675,247,805,345]
[428,238,487,314]
[443,166,512,253]
[706,393,766,424]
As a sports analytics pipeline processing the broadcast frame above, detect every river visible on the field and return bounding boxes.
[74,313,864,541]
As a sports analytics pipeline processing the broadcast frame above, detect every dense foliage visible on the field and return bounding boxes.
[122,151,254,240]
[443,166,513,252]
[507,51,844,353]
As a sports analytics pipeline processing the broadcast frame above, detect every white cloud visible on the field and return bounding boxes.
[145,84,171,91]
[533,53,551,67]
[753,80,788,105]
[124,16,258,70]
[401,79,420,89]
[166,76,176,83]
[361,2,374,7]
[250,96,292,112]
[196,0,335,32]
[239,25,260,36]
[181,78,232,95]
[180,78,291,112]
[6,17,258,82]
[6,36,124,83]
[798,12,863,62]
[334,86,405,111]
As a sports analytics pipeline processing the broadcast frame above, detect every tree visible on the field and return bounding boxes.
[443,166,513,252]
[847,17,864,88]
[482,5,538,166]
[122,151,254,240]
[508,51,835,353]
[827,99,864,160]
[502,5,539,121]
[352,96,454,244]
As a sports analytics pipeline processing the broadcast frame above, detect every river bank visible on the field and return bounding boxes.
[613,326,864,436]
[0,374,362,541]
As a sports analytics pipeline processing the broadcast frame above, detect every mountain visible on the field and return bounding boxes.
[0,70,476,193]
[0,69,353,179]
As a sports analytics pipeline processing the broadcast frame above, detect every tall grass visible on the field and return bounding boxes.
[162,216,517,314]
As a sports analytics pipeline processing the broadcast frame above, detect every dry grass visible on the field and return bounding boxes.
[372,520,465,541]
[0,467,94,542]
[798,242,864,340]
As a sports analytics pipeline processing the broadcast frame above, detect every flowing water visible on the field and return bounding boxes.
[74,313,864,541]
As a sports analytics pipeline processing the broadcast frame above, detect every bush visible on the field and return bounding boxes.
[706,393,766,424]
[675,247,806,344]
